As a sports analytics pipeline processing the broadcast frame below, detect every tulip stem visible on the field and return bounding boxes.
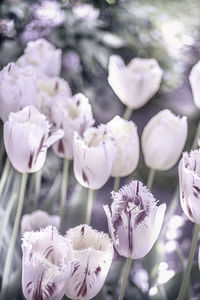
[118,257,132,300]
[0,158,10,202]
[86,188,94,225]
[114,177,120,191]
[33,168,42,209]
[123,107,132,120]
[59,158,70,233]
[177,223,200,300]
[192,119,200,149]
[1,172,28,294]
[147,168,156,189]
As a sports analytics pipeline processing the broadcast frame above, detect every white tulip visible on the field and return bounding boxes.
[36,76,71,118]
[179,149,200,224]
[142,109,188,171]
[73,125,117,189]
[21,210,60,234]
[22,226,73,300]
[4,106,64,173]
[65,224,113,300]
[17,38,62,77]
[0,62,36,122]
[189,60,200,109]
[104,180,166,259]
[107,116,139,177]
[108,55,163,109]
[51,93,94,160]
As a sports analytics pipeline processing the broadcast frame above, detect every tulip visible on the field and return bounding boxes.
[36,76,71,119]
[65,224,113,300]
[73,124,117,189]
[107,116,139,177]
[4,106,64,173]
[108,55,163,110]
[142,109,188,171]
[189,60,200,109]
[17,38,62,77]
[0,62,36,122]
[179,149,200,224]
[21,210,60,234]
[22,226,73,300]
[104,180,166,259]
[51,93,94,160]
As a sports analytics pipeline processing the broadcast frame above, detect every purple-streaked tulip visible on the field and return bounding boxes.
[51,93,94,160]
[189,60,200,109]
[179,149,200,224]
[0,62,36,122]
[108,55,163,109]
[107,115,139,177]
[4,106,64,173]
[22,226,73,300]
[73,124,117,189]
[65,224,113,300]
[104,180,166,259]
[142,109,188,171]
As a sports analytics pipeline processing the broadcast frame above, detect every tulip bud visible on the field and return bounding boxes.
[189,60,200,109]
[108,55,163,109]
[142,109,188,171]
[4,106,64,173]
[0,63,36,122]
[73,125,117,189]
[65,224,113,300]
[51,93,94,160]
[107,116,139,177]
[17,38,62,77]
[104,180,166,259]
[22,226,73,300]
[36,76,71,119]
[21,210,60,234]
[179,149,200,224]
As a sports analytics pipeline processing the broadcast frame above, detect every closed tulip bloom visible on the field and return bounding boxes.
[142,109,188,171]
[17,38,62,77]
[4,106,64,173]
[22,226,73,300]
[104,180,166,259]
[36,76,71,118]
[21,210,60,234]
[189,60,200,109]
[108,55,163,109]
[51,93,94,159]
[0,62,36,122]
[65,224,113,300]
[179,149,200,224]
[73,125,117,189]
[107,116,139,177]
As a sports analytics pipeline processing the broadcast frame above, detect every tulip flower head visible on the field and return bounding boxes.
[17,38,62,77]
[142,109,188,171]
[4,106,64,173]
[108,55,163,109]
[179,149,200,224]
[22,226,73,300]
[0,62,36,122]
[104,181,166,259]
[21,210,60,234]
[73,124,117,189]
[51,93,94,159]
[189,60,200,109]
[107,115,139,177]
[65,224,113,300]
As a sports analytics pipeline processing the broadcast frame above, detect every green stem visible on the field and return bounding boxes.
[159,284,168,300]
[114,177,120,191]
[177,223,200,300]
[123,107,132,120]
[0,158,10,201]
[118,257,132,300]
[85,189,94,225]
[147,168,156,189]
[192,119,200,149]
[59,159,69,233]
[33,169,42,209]
[1,172,28,294]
